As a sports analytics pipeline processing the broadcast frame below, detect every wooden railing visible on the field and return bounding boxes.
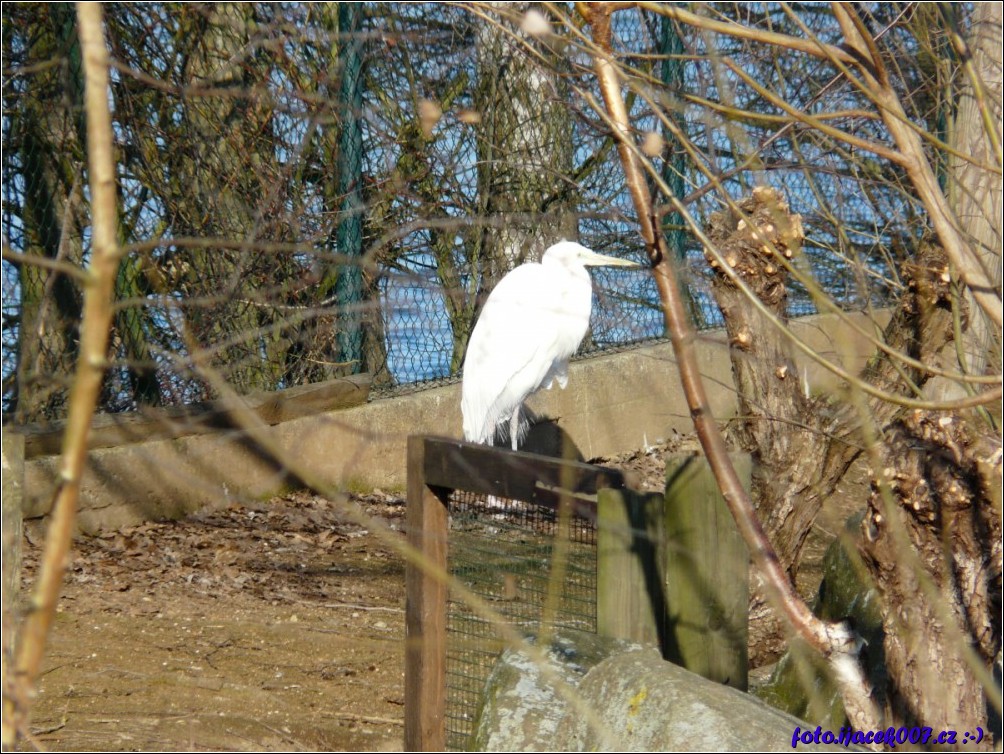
[14,373,371,458]
[403,435,750,751]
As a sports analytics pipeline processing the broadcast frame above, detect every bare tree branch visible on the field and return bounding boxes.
[10,2,123,741]
[635,1,859,65]
[830,3,1003,329]
[584,2,882,735]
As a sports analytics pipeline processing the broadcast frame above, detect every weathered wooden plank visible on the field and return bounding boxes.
[250,375,371,424]
[597,488,667,648]
[421,437,624,514]
[17,373,371,458]
[404,436,449,752]
[664,453,751,690]
[2,430,25,749]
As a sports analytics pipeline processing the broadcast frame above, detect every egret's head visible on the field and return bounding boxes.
[541,241,640,269]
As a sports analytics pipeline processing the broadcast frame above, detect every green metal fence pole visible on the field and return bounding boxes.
[659,13,701,327]
[335,2,365,373]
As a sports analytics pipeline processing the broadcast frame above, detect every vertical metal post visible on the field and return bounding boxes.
[335,2,365,372]
[659,13,702,326]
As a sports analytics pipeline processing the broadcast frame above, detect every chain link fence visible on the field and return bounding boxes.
[4,3,941,423]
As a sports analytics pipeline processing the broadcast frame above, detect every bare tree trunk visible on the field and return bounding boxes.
[705,190,961,663]
[686,4,1002,733]
[474,3,577,289]
[12,5,85,422]
[854,6,1002,734]
[171,3,279,394]
[948,3,1002,382]
[113,254,161,408]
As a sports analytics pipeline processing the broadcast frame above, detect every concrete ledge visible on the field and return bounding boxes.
[23,310,883,531]
[18,374,371,458]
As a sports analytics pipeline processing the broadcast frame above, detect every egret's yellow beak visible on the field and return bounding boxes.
[579,250,644,268]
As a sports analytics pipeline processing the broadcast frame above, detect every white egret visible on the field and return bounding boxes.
[461,240,639,450]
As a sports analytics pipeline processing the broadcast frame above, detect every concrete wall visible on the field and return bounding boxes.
[23,310,882,532]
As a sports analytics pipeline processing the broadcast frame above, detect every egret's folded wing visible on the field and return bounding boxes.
[462,264,569,442]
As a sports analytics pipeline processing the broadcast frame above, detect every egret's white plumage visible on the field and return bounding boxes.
[461,241,637,450]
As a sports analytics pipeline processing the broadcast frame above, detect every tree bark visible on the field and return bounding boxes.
[705,189,961,664]
[947,3,1003,381]
[11,4,86,422]
[474,3,578,288]
[859,410,1001,736]
[171,3,280,394]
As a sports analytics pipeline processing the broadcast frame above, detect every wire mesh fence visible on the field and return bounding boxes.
[3,3,950,424]
[445,490,598,750]
[404,437,620,751]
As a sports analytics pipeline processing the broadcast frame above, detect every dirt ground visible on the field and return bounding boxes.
[18,439,866,752]
[21,491,409,752]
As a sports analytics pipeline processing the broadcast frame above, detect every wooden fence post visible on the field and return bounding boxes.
[2,430,25,748]
[596,488,666,648]
[664,453,751,690]
[404,436,449,752]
